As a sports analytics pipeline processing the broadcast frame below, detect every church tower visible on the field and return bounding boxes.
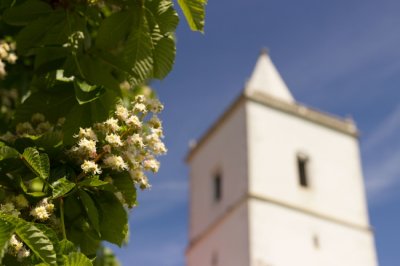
[185,51,378,266]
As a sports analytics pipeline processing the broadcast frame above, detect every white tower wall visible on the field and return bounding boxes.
[249,199,377,266]
[246,100,370,227]
[187,101,250,265]
[186,52,378,266]
[187,203,250,266]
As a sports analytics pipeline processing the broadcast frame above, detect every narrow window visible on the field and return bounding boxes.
[297,154,309,187]
[312,234,320,249]
[213,172,222,202]
[211,252,218,266]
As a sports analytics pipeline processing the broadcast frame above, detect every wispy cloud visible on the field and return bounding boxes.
[363,104,400,203]
[131,178,188,223]
[284,2,400,106]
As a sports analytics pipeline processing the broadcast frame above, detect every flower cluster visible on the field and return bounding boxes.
[0,88,18,119]
[0,40,17,79]
[68,95,167,189]
[0,194,30,218]
[30,198,55,221]
[63,31,84,53]
[0,113,64,142]
[8,234,30,261]
[0,202,20,217]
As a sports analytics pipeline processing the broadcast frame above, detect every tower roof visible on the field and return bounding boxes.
[245,50,295,103]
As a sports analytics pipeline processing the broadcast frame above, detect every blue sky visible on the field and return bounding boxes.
[112,1,400,265]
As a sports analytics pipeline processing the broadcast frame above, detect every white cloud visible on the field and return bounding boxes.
[363,105,400,203]
[363,105,400,152]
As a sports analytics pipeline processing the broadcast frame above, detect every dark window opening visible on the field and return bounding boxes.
[211,252,218,266]
[213,173,222,202]
[297,155,309,187]
[313,234,320,249]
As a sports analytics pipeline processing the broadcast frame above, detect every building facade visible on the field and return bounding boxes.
[186,52,378,266]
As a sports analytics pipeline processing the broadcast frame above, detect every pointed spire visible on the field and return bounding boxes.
[245,49,295,103]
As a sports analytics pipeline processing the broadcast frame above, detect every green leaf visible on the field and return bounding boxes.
[15,220,57,265]
[95,191,128,246]
[63,88,119,145]
[68,227,100,256]
[14,83,76,124]
[34,47,69,73]
[93,246,121,266]
[52,177,76,199]
[64,252,93,266]
[22,147,50,179]
[0,144,19,161]
[34,131,63,155]
[146,0,179,34]
[34,223,64,266]
[74,80,106,105]
[96,11,132,50]
[0,219,15,263]
[123,6,154,86]
[79,54,121,91]
[113,172,137,208]
[59,239,77,255]
[177,0,207,32]
[3,0,53,26]
[78,190,100,235]
[16,11,65,55]
[152,35,176,79]
[79,176,109,188]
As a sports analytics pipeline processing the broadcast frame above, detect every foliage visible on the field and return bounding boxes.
[0,0,207,265]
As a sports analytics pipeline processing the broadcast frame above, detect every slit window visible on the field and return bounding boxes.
[313,234,320,249]
[297,154,309,187]
[211,251,218,266]
[213,172,222,202]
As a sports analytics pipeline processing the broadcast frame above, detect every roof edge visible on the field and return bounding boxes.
[185,94,246,162]
[186,91,359,162]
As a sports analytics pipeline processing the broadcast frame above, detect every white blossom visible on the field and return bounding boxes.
[104,118,120,132]
[30,198,55,221]
[143,158,160,173]
[126,115,142,128]
[146,132,161,144]
[135,95,145,103]
[149,115,162,128]
[0,202,20,217]
[76,138,97,157]
[127,134,144,148]
[6,53,17,64]
[40,198,55,213]
[0,47,7,59]
[152,142,167,155]
[133,103,147,113]
[74,127,98,141]
[105,133,123,147]
[17,247,30,261]
[0,59,6,79]
[147,98,164,113]
[103,155,128,171]
[115,104,129,121]
[9,235,23,251]
[81,160,102,174]
[30,206,50,221]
